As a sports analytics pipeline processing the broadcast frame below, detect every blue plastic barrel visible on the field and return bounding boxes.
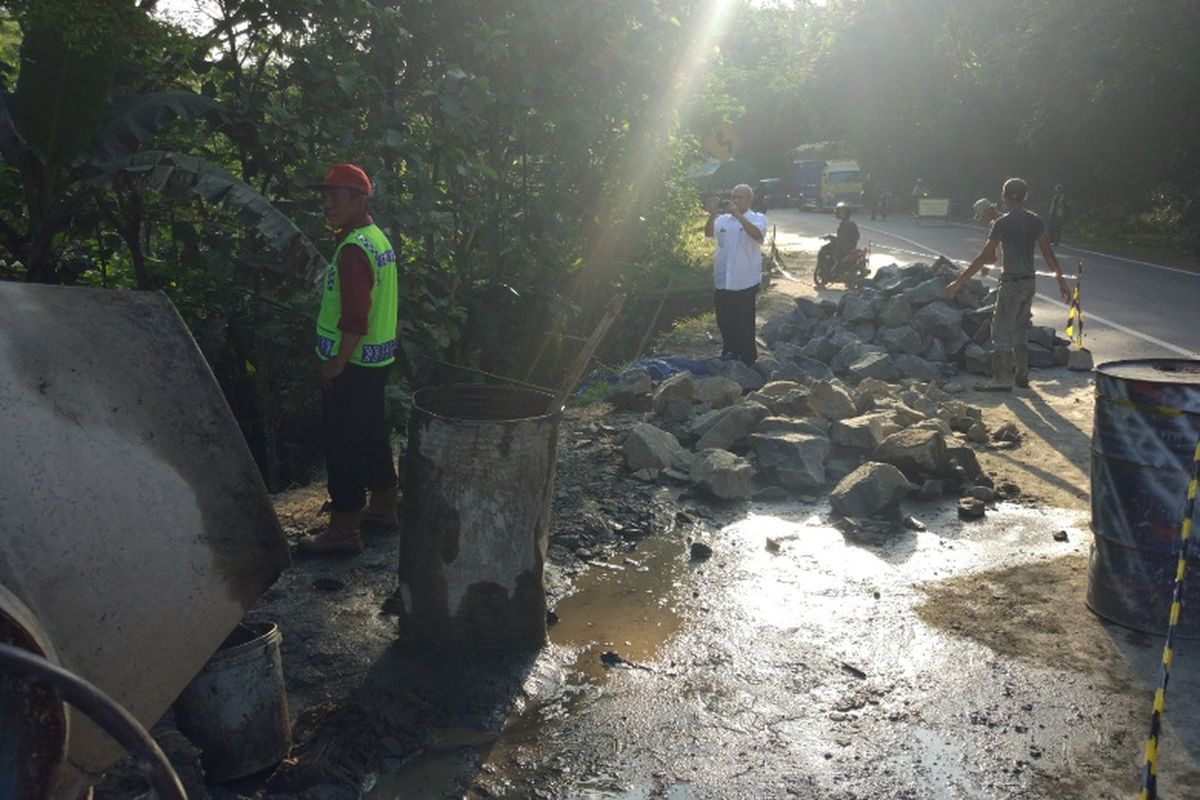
[1088,359,1200,636]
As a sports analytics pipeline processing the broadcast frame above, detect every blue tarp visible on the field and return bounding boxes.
[574,354,715,399]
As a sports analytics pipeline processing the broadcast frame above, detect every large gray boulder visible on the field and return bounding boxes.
[800,336,839,363]
[830,412,901,451]
[808,380,858,420]
[749,431,830,491]
[912,301,964,340]
[962,343,992,376]
[710,358,766,391]
[879,325,925,356]
[840,294,877,323]
[652,372,696,423]
[606,368,652,409]
[872,428,949,481]
[756,416,829,437]
[1026,343,1058,368]
[894,354,941,382]
[1027,325,1057,349]
[625,423,693,472]
[748,381,811,417]
[690,449,754,500]
[694,375,743,408]
[878,295,914,328]
[830,462,916,518]
[847,351,900,382]
[831,342,887,375]
[693,401,770,451]
[901,278,950,307]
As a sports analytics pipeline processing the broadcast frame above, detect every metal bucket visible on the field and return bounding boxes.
[1087,359,1200,636]
[173,621,291,782]
[398,385,560,650]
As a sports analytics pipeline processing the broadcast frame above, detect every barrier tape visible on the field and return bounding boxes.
[1064,259,1084,347]
[1137,437,1200,799]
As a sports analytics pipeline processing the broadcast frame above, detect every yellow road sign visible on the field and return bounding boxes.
[705,125,742,162]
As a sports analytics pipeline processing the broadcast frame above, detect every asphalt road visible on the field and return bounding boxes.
[767,209,1200,365]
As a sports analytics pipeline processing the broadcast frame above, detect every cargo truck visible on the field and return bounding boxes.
[790,158,862,210]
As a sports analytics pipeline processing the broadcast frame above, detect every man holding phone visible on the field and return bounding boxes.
[704,183,766,365]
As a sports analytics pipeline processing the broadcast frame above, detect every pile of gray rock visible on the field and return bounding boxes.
[617,367,1017,521]
[603,257,1083,521]
[756,257,1088,382]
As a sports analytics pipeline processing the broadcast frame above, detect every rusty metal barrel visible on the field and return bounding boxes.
[1087,359,1200,636]
[398,385,560,650]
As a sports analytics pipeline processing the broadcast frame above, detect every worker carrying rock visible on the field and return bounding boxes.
[945,177,1071,391]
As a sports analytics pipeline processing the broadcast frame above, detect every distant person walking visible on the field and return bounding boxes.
[1047,184,1069,245]
[911,178,928,215]
[875,182,891,220]
[705,183,766,365]
[945,177,1071,391]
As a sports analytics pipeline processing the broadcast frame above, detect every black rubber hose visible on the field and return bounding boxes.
[0,642,187,800]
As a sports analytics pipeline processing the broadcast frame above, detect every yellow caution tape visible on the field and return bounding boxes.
[1138,439,1200,799]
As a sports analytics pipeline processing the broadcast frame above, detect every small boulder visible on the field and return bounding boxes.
[690,449,754,500]
[694,375,744,408]
[831,462,916,518]
[749,431,830,491]
[957,496,986,520]
[710,358,766,391]
[872,428,949,481]
[748,381,811,417]
[694,401,771,451]
[831,412,902,451]
[625,423,692,473]
[1067,348,1094,372]
[652,372,696,423]
[848,351,901,382]
[606,368,653,410]
[808,380,858,420]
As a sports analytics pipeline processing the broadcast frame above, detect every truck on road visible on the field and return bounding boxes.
[790,157,862,211]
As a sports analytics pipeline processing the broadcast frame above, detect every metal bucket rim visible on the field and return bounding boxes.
[1095,358,1200,385]
[206,620,280,664]
[411,384,560,424]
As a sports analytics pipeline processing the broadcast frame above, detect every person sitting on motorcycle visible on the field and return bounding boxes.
[834,201,860,262]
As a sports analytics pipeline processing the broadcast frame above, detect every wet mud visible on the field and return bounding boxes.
[91,409,1200,800]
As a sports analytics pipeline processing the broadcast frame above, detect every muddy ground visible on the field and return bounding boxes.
[97,245,1200,800]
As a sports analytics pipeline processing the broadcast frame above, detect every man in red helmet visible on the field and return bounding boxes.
[297,164,400,555]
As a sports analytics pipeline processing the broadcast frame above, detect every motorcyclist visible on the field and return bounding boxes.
[834,201,859,262]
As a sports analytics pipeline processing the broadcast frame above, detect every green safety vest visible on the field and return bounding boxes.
[315,224,398,367]
[1049,193,1066,219]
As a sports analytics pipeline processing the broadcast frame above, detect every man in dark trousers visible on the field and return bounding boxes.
[705,183,767,365]
[298,163,400,555]
[1047,184,1069,245]
[945,177,1071,391]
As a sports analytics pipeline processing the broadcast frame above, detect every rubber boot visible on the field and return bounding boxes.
[1013,346,1030,388]
[977,349,1014,392]
[297,509,363,555]
[361,486,400,533]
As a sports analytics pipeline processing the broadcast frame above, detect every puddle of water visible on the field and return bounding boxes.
[368,500,1091,799]
[549,533,690,682]
[905,727,995,800]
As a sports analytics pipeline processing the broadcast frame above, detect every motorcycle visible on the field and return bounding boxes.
[814,234,870,289]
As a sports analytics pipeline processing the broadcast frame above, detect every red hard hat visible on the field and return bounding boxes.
[311,163,372,196]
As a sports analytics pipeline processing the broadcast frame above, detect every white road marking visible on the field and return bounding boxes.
[1037,244,1198,277]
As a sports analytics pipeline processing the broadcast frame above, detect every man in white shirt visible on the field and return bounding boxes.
[705,183,767,365]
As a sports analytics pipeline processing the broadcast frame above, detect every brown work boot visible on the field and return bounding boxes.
[361,486,400,533]
[297,509,363,555]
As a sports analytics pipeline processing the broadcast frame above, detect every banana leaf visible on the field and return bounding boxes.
[83,92,226,166]
[91,151,324,284]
